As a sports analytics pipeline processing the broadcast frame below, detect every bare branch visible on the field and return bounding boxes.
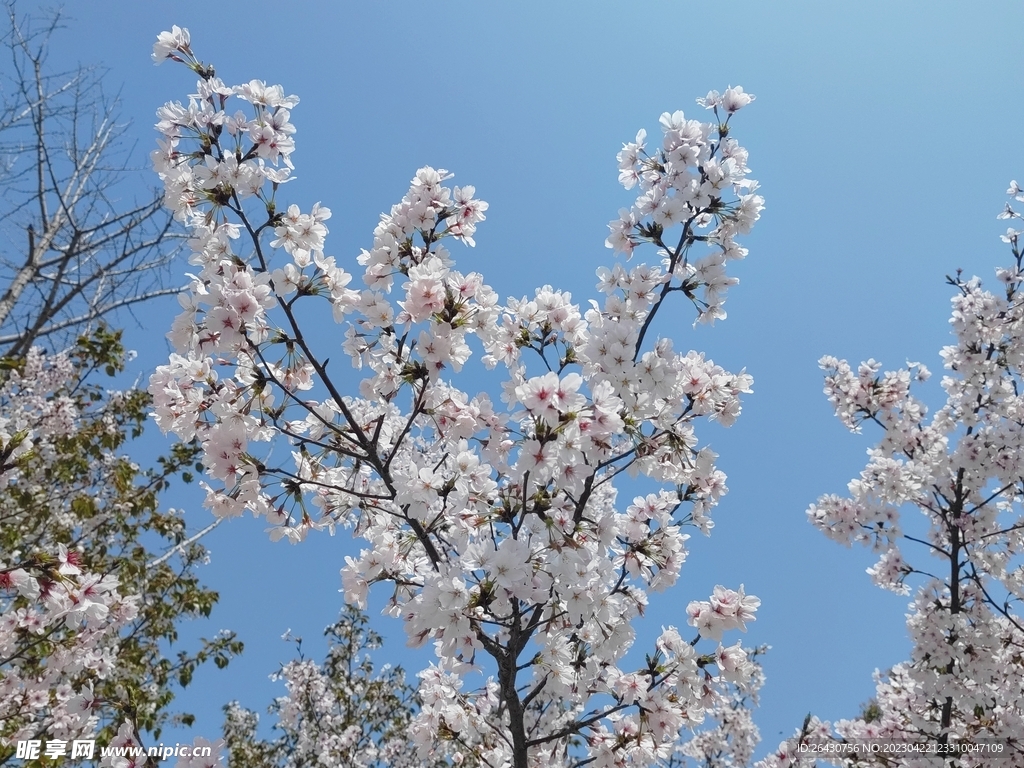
[0,3,181,356]
[147,518,222,570]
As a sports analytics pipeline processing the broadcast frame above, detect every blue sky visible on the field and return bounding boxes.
[19,0,1024,758]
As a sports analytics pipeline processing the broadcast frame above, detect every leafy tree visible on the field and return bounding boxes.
[0,328,241,765]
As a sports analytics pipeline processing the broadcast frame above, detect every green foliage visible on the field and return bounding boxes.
[859,699,882,724]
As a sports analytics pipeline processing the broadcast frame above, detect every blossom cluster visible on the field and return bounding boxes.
[607,87,761,324]
[150,29,764,767]
[687,584,760,644]
[0,348,79,488]
[99,719,222,768]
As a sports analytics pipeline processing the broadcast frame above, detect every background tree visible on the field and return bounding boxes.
[0,328,241,765]
[0,3,179,357]
[222,605,452,768]
[220,610,768,768]
[0,7,239,763]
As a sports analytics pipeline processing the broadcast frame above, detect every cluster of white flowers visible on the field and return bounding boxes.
[607,87,762,325]
[0,348,78,486]
[686,585,761,645]
[149,29,764,767]
[96,720,222,768]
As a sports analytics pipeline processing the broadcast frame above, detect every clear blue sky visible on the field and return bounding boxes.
[21,0,1024,758]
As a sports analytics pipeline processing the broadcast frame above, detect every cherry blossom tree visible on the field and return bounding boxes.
[0,338,137,760]
[755,189,1024,767]
[0,328,241,765]
[149,27,765,768]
